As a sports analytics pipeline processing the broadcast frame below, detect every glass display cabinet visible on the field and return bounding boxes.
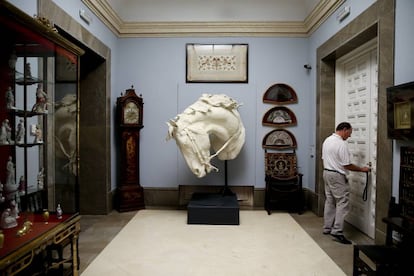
[0,1,83,216]
[0,2,83,275]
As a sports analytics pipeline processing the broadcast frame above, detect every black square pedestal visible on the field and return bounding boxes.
[187,193,240,225]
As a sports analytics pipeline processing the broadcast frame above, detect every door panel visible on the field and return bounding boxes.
[336,43,377,238]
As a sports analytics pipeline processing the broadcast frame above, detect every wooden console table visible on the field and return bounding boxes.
[0,213,80,276]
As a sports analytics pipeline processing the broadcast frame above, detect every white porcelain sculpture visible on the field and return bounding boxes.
[0,119,13,145]
[167,93,245,178]
[32,83,48,113]
[5,86,15,110]
[1,208,17,229]
[16,119,25,144]
[33,125,43,143]
[5,156,17,200]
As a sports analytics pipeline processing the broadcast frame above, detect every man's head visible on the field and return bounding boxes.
[336,122,352,140]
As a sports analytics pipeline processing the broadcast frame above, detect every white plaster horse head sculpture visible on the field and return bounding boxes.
[166,94,245,178]
[54,94,78,176]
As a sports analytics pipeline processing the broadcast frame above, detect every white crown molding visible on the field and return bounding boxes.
[81,0,123,35]
[120,21,307,38]
[304,0,346,35]
[81,0,344,37]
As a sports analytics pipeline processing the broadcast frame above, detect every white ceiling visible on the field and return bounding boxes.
[81,0,345,37]
[106,0,321,22]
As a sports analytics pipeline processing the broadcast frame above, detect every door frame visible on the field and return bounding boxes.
[315,0,395,243]
[39,0,113,214]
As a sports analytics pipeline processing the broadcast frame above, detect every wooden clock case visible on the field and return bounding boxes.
[116,87,145,212]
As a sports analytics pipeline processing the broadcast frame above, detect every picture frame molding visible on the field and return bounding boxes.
[186,43,248,83]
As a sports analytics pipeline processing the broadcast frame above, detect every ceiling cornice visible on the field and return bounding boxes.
[120,21,307,38]
[81,0,345,37]
[81,0,123,35]
[304,0,345,35]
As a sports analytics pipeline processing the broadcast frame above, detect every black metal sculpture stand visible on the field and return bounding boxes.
[187,160,239,225]
[221,160,235,196]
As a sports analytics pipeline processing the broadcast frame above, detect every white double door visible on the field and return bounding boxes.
[335,39,378,238]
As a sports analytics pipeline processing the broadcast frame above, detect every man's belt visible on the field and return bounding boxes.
[323,168,345,176]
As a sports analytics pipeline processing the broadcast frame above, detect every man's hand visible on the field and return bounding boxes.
[360,166,371,173]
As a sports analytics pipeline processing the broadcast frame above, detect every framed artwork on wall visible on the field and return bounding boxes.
[262,129,297,150]
[262,106,297,127]
[186,44,248,83]
[387,81,414,140]
[394,101,411,129]
[262,83,297,104]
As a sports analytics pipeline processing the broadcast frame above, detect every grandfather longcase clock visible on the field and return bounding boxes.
[116,86,145,212]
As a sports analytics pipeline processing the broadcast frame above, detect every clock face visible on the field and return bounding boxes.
[123,102,140,124]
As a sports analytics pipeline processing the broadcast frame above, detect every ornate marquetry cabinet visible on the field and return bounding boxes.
[0,2,83,275]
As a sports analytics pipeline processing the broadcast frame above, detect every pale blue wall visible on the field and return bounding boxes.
[8,0,414,195]
[306,0,376,191]
[116,37,309,188]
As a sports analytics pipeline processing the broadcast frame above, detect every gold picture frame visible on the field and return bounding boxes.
[394,101,411,129]
[186,44,248,83]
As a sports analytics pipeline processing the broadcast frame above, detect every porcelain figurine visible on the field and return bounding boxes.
[18,176,26,196]
[32,83,48,113]
[24,62,33,80]
[5,156,18,200]
[37,168,45,190]
[1,208,17,229]
[0,119,13,145]
[5,86,15,110]
[16,119,25,144]
[10,199,19,219]
[56,204,63,219]
[34,125,43,143]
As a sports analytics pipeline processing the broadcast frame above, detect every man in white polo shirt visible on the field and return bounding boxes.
[322,122,370,244]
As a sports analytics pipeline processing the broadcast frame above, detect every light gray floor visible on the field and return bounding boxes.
[78,209,374,275]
